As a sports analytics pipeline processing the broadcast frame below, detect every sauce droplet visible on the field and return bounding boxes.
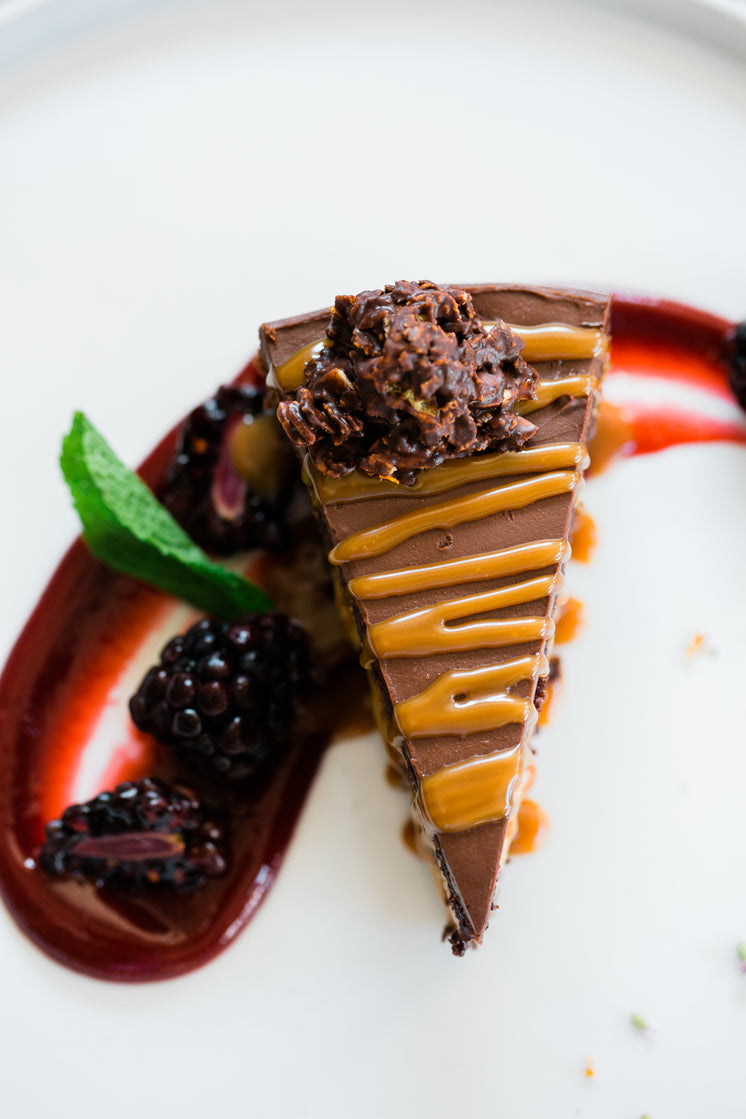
[509,798,549,856]
[570,505,597,564]
[554,596,585,645]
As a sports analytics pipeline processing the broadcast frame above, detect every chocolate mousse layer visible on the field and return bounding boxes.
[261,284,611,952]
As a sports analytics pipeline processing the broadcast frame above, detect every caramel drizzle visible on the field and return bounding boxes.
[272,322,604,393]
[321,447,584,835]
[396,653,549,739]
[363,575,556,664]
[307,441,587,507]
[329,470,579,565]
[349,538,568,600]
[418,742,529,834]
[271,339,328,392]
[483,321,607,362]
[279,318,604,835]
[517,374,596,415]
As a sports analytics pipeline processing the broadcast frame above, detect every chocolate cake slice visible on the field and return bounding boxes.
[260,282,610,953]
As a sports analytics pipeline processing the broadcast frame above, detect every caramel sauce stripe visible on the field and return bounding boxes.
[308,442,587,507]
[272,323,605,393]
[395,653,549,739]
[349,538,568,600]
[516,375,596,415]
[329,470,580,565]
[364,574,557,662]
[481,322,607,362]
[418,742,531,834]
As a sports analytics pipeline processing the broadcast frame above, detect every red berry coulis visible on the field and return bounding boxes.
[607,296,746,455]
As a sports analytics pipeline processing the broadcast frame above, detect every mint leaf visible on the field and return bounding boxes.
[61,412,273,619]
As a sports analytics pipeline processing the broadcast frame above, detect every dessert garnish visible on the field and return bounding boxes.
[263,282,611,953]
[162,384,297,554]
[61,411,272,618]
[630,1013,649,1032]
[737,942,746,972]
[39,777,225,890]
[129,613,310,781]
[275,280,538,484]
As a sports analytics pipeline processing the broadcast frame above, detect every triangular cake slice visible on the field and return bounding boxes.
[260,283,610,952]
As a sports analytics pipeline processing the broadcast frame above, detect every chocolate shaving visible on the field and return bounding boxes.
[276,280,538,484]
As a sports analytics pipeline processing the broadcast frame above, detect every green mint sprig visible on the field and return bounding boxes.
[60,411,273,619]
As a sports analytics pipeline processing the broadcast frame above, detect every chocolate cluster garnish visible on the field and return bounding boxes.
[276,281,538,484]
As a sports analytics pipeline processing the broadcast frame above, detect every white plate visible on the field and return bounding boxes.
[1,2,745,1116]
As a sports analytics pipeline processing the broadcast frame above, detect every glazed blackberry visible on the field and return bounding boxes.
[162,384,297,555]
[129,613,309,781]
[727,321,746,412]
[39,778,226,891]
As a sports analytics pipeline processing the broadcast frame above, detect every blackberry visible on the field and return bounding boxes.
[39,778,226,891]
[129,613,309,781]
[162,384,297,555]
[727,321,746,412]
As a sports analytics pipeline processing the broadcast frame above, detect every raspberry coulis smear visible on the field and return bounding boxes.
[0,300,743,983]
[607,296,746,457]
[0,359,338,982]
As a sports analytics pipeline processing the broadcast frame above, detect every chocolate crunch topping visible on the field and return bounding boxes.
[276,280,538,484]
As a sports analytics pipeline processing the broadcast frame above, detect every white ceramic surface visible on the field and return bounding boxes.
[1,2,745,1116]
